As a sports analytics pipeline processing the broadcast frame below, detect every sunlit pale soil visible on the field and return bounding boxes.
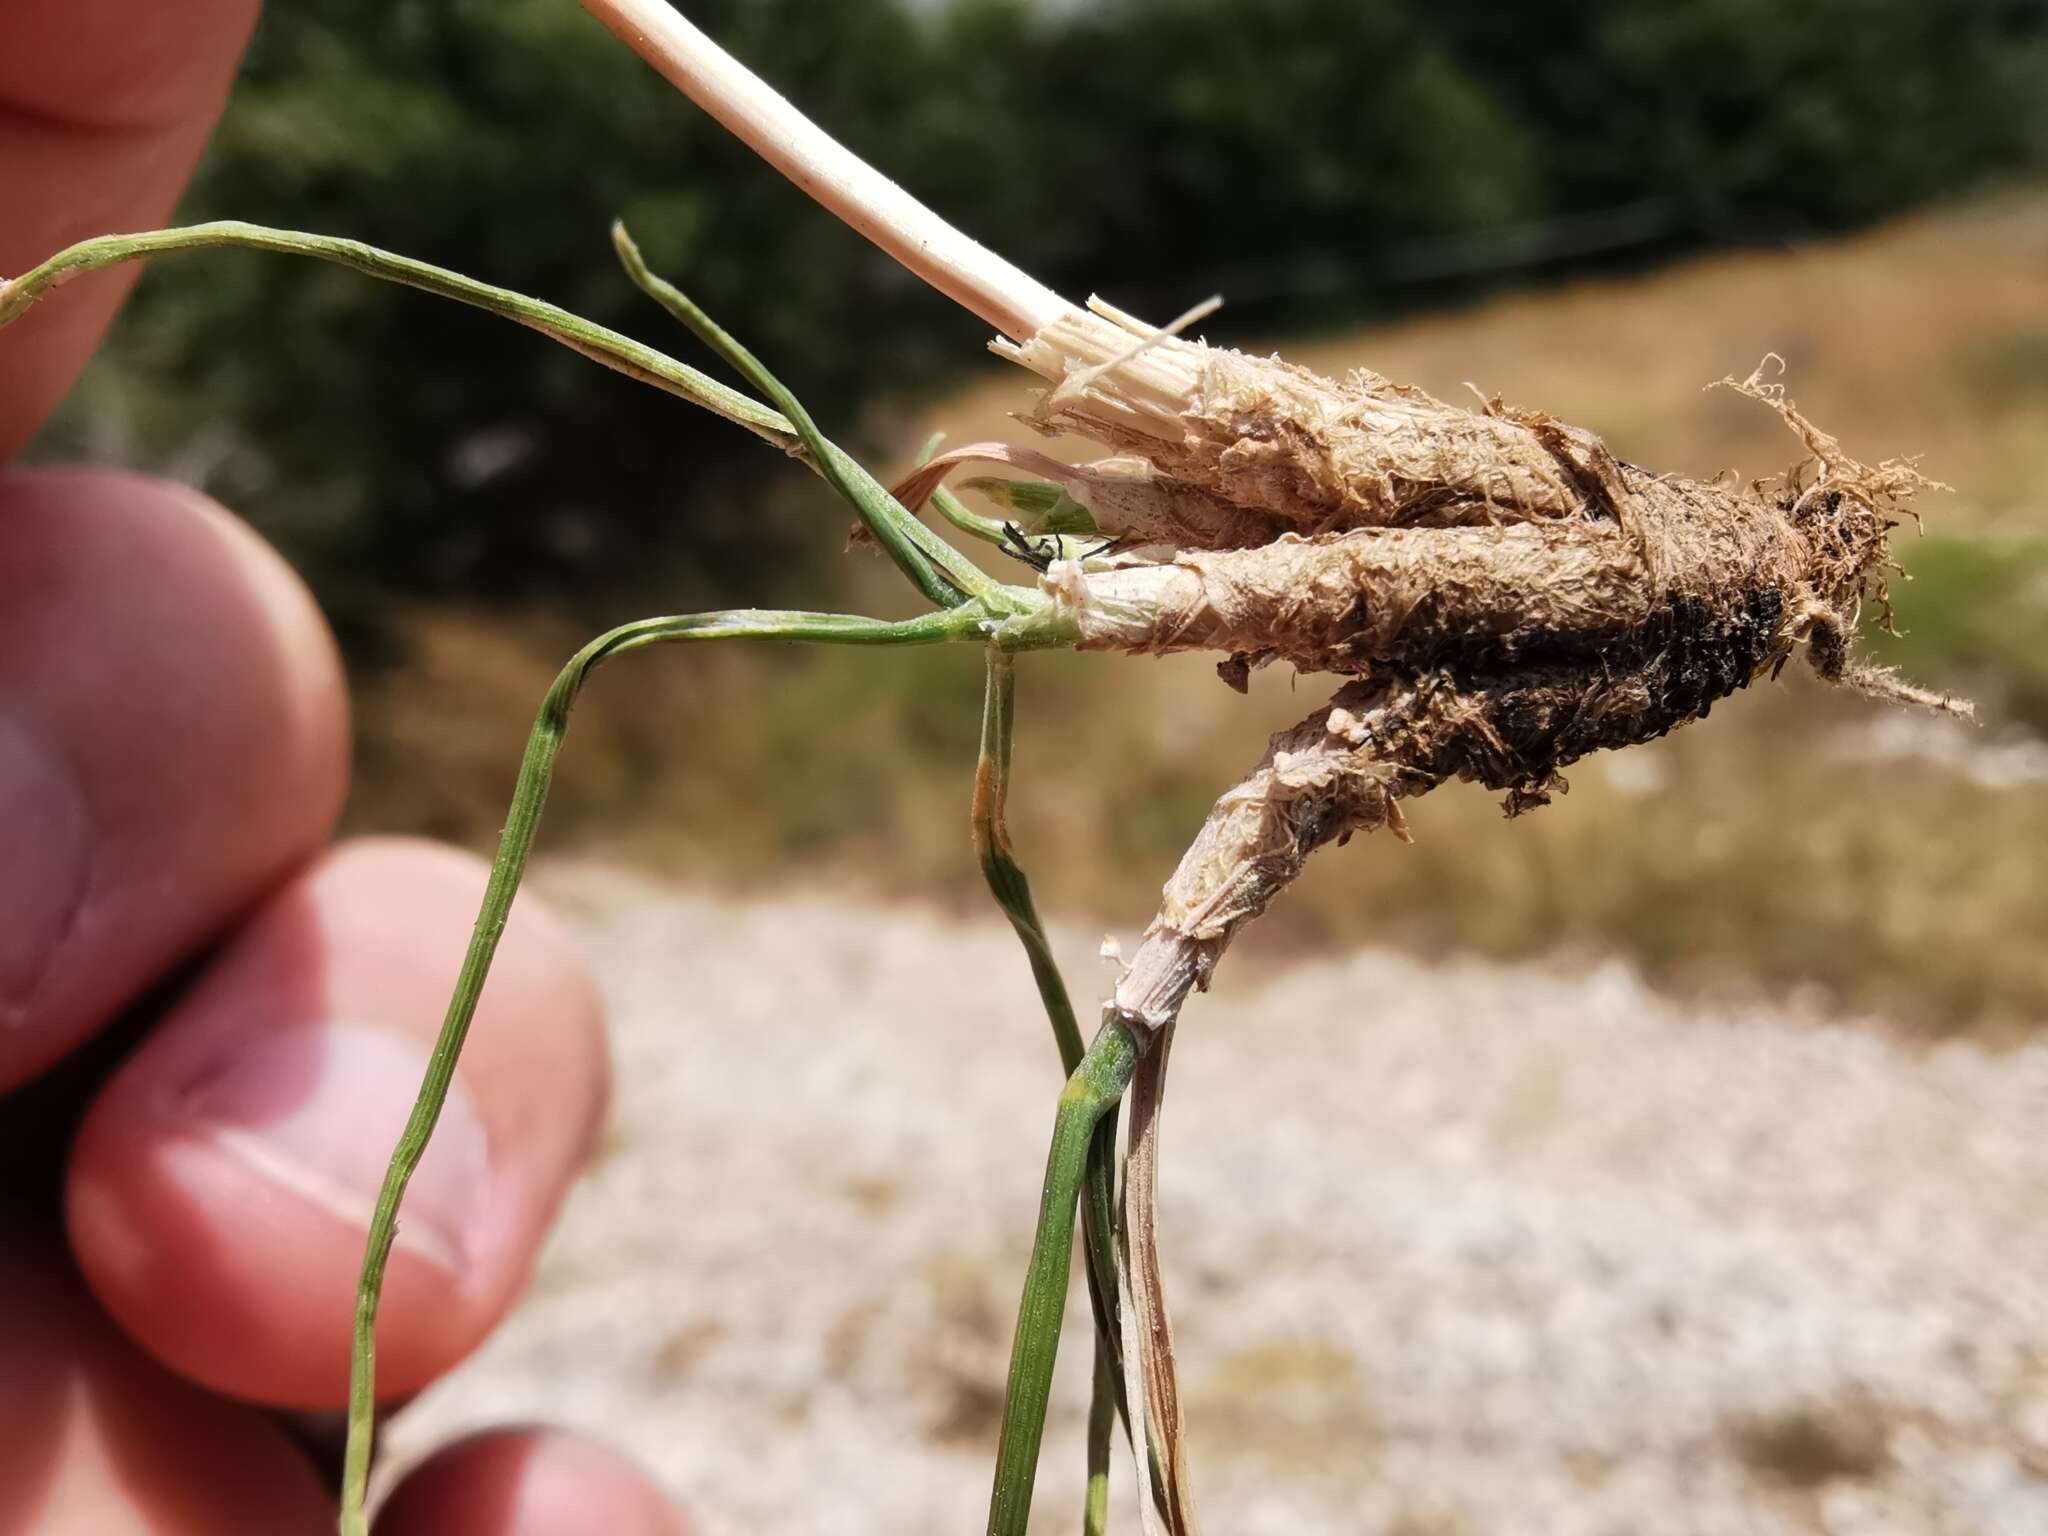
[385,862,2048,1536]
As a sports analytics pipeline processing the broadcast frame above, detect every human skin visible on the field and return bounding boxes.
[1,4,687,1530]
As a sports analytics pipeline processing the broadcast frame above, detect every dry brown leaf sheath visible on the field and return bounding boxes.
[952,331,1964,1033]
[1120,1021,1201,1534]
[970,324,1965,1529]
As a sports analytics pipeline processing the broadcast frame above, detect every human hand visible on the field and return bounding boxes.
[1,5,685,1530]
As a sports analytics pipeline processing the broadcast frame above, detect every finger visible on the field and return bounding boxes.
[66,837,610,1407]
[0,1214,331,1535]
[2,0,263,459]
[0,469,348,1091]
[374,1428,689,1536]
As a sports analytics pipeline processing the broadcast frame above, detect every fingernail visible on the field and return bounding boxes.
[0,713,93,1024]
[174,1022,493,1280]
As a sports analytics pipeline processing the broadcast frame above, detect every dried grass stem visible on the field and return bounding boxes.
[581,0,1068,340]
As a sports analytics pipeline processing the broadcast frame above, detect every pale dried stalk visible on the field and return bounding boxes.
[580,0,1067,341]
[1121,1022,1201,1535]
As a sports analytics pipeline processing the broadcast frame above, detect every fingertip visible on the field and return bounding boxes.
[2,0,263,456]
[375,1428,689,1536]
[0,469,350,1088]
[66,837,608,1406]
[0,1215,331,1535]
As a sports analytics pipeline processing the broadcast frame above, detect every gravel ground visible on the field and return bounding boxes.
[384,860,2048,1536]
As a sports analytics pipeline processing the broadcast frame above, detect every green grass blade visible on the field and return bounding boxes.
[612,223,996,608]
[974,651,1085,1066]
[974,652,1124,1342]
[964,477,1102,538]
[987,1016,1140,1536]
[974,651,1132,1528]
[907,437,1073,569]
[931,482,1016,548]
[911,434,1016,551]
[340,601,993,1536]
[1087,1346,1117,1536]
[0,222,795,450]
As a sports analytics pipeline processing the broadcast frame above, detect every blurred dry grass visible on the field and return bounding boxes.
[347,190,2048,1038]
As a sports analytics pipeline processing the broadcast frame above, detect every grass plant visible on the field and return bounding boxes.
[0,7,1979,1530]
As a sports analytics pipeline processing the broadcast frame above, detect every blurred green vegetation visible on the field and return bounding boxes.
[30,0,2048,622]
[1886,535,2048,732]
